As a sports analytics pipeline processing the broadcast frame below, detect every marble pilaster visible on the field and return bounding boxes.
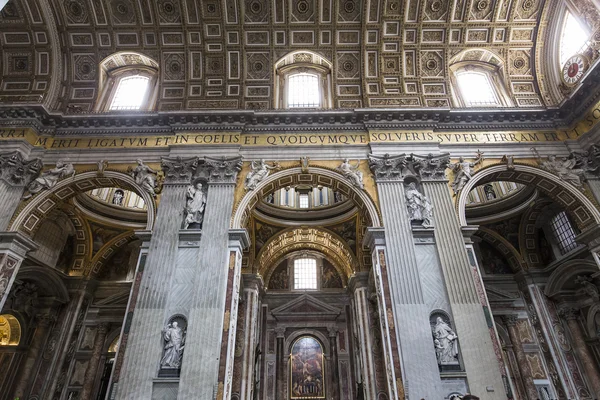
[177,156,242,399]
[328,327,340,399]
[12,312,56,399]
[502,316,539,400]
[348,273,377,400]
[240,274,262,400]
[81,322,109,399]
[558,307,600,398]
[417,154,505,399]
[275,327,285,399]
[0,151,42,231]
[0,231,37,311]
[367,154,441,399]
[117,156,198,399]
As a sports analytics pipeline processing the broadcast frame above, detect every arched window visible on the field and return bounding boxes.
[95,52,159,112]
[449,61,513,108]
[294,258,317,289]
[274,51,333,109]
[549,211,578,255]
[559,11,590,67]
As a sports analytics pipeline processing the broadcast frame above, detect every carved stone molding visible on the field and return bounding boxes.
[197,156,243,183]
[501,315,519,327]
[161,156,199,185]
[558,306,580,320]
[0,151,42,187]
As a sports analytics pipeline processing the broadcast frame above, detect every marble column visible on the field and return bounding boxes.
[240,274,262,400]
[502,316,539,400]
[177,156,242,399]
[328,326,339,399]
[414,153,506,399]
[81,323,109,399]
[558,307,600,398]
[0,232,37,310]
[0,151,42,231]
[368,154,441,399]
[117,156,198,399]
[275,327,285,399]
[348,273,377,400]
[12,312,56,399]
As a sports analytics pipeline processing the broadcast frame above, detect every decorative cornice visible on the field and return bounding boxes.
[161,156,199,185]
[197,156,242,184]
[0,151,42,187]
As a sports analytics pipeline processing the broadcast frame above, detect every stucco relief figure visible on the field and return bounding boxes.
[337,159,364,189]
[130,159,158,197]
[24,160,75,198]
[183,182,206,229]
[160,322,185,368]
[449,152,484,194]
[532,148,585,188]
[405,183,434,228]
[432,317,459,366]
[245,159,280,190]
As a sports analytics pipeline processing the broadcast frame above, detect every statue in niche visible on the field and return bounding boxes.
[337,159,364,189]
[432,316,459,366]
[24,160,75,198]
[245,159,280,190]
[449,152,484,194]
[532,148,585,188]
[160,321,185,368]
[405,182,434,228]
[129,159,158,197]
[484,184,496,200]
[183,182,206,229]
[112,189,124,206]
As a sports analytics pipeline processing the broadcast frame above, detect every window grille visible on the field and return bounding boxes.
[456,71,499,107]
[109,76,150,110]
[299,194,309,208]
[288,73,320,108]
[294,258,317,289]
[550,211,578,255]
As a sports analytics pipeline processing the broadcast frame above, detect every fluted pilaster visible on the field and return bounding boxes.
[240,275,262,400]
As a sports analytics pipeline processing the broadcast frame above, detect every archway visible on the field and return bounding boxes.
[456,163,600,230]
[9,170,156,235]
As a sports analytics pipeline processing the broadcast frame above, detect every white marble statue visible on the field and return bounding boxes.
[532,148,585,188]
[245,159,279,190]
[24,160,75,198]
[337,159,364,189]
[130,159,158,197]
[449,152,484,194]
[432,317,459,365]
[405,182,434,228]
[160,322,185,368]
[183,182,206,229]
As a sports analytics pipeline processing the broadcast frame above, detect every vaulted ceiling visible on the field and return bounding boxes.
[0,0,588,112]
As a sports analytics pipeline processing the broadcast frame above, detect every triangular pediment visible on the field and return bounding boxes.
[485,285,520,305]
[94,290,131,306]
[271,294,341,319]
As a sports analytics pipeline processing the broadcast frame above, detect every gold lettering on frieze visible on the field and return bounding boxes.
[0,127,590,149]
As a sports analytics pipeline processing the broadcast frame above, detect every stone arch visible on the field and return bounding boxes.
[476,227,527,272]
[257,226,359,283]
[585,303,600,338]
[544,259,598,297]
[9,170,156,235]
[456,163,600,231]
[16,265,69,304]
[232,166,381,229]
[88,231,137,277]
[285,330,330,356]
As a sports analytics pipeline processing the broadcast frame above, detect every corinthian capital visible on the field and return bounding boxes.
[558,306,579,320]
[161,156,199,185]
[0,151,42,187]
[197,156,243,183]
[368,153,407,181]
[408,153,451,181]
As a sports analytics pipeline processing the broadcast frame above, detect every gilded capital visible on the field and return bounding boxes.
[0,151,42,187]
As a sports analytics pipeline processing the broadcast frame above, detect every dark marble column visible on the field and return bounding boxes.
[328,326,339,399]
[275,327,285,399]
[81,322,109,399]
[502,315,539,400]
[12,312,56,398]
[559,307,600,398]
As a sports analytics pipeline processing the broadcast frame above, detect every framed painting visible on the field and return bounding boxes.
[290,336,325,399]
